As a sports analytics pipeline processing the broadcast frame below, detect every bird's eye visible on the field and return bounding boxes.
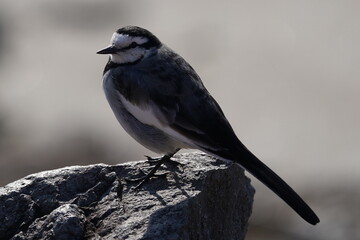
[125,42,138,49]
[131,42,138,47]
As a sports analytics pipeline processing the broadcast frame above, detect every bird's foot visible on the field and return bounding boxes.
[145,155,180,165]
[126,152,177,190]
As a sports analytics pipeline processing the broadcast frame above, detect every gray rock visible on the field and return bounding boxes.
[0,153,255,240]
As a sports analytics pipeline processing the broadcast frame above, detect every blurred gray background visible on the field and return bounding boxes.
[0,1,359,239]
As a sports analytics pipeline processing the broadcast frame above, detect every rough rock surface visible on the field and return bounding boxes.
[0,153,255,240]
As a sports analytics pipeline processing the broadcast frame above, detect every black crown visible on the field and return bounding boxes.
[116,26,161,48]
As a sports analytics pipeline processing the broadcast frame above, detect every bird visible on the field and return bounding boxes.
[97,26,320,225]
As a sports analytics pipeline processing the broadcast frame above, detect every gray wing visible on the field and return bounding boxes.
[111,46,241,153]
[147,50,242,153]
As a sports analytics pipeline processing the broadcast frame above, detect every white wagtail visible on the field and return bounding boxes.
[97,26,319,225]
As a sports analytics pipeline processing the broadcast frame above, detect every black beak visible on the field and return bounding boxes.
[96,45,118,54]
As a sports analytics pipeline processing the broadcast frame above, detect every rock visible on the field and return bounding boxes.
[0,153,255,240]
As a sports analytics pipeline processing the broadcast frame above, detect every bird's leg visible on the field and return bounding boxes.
[126,150,179,190]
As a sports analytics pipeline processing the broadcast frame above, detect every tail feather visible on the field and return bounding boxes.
[207,144,320,225]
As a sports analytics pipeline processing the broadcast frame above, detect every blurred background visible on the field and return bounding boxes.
[0,1,359,239]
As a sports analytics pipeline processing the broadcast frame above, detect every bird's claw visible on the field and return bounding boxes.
[145,155,180,165]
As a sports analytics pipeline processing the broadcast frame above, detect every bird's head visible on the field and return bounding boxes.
[97,26,161,64]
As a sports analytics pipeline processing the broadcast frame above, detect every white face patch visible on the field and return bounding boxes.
[108,32,150,64]
[110,32,148,49]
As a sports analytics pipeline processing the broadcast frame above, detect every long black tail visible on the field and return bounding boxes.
[210,144,320,225]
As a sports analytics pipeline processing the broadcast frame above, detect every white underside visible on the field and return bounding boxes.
[118,93,198,149]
